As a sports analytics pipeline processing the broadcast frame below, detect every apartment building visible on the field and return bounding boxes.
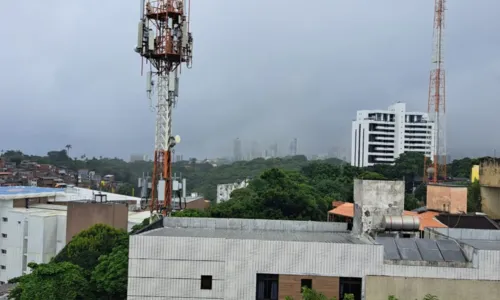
[351,102,435,167]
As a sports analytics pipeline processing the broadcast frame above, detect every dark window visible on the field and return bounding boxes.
[1,250,5,254]
[0,265,5,270]
[256,273,278,300]
[340,277,362,300]
[200,275,212,290]
[300,279,312,292]
[1,218,7,222]
[1,234,6,238]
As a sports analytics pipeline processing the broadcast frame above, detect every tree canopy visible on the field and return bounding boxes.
[8,262,91,300]
[9,224,129,300]
[2,148,486,299]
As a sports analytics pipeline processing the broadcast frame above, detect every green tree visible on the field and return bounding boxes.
[358,171,386,180]
[285,287,354,300]
[53,224,128,272]
[8,262,91,300]
[91,244,129,299]
[467,180,481,212]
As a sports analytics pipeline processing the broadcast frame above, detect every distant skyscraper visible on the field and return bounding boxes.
[289,138,298,156]
[233,138,243,161]
[269,142,278,158]
[251,141,261,159]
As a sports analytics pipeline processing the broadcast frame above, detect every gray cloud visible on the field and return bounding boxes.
[1,0,499,160]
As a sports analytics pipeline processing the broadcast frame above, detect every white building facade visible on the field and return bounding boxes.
[0,186,145,283]
[128,218,500,300]
[216,180,249,203]
[351,102,435,167]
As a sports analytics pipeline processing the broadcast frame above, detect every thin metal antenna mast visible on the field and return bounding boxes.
[424,0,446,183]
[135,0,193,216]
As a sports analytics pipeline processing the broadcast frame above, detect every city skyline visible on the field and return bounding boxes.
[1,1,500,160]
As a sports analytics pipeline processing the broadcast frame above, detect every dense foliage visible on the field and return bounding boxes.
[8,224,129,300]
[1,149,487,299]
[1,149,484,204]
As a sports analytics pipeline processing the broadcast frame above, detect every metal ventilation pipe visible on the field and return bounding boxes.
[382,215,420,231]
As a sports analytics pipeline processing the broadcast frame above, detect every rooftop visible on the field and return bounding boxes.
[141,217,370,244]
[0,186,64,200]
[143,227,369,244]
[328,203,446,231]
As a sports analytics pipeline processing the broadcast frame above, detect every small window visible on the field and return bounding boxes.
[200,275,212,290]
[0,281,4,285]
[1,218,7,222]
[0,265,5,270]
[1,234,6,238]
[1,250,5,254]
[300,279,312,292]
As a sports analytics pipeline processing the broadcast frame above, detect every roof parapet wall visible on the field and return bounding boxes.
[162,217,348,232]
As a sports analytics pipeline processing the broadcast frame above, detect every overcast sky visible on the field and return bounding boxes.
[1,0,499,161]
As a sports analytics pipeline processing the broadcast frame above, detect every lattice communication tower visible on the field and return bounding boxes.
[424,0,447,183]
[135,0,193,215]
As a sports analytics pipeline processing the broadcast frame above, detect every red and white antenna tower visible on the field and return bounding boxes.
[425,0,447,183]
[135,0,193,216]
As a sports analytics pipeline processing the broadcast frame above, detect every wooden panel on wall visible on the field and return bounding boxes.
[278,274,339,300]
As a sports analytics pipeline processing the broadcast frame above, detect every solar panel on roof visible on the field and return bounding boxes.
[398,247,423,260]
[420,249,444,261]
[441,250,467,262]
[395,238,417,249]
[416,238,440,250]
[375,237,401,260]
[416,239,444,262]
[436,239,461,251]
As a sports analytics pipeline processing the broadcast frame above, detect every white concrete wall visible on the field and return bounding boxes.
[56,215,67,253]
[0,209,63,281]
[216,181,249,203]
[3,210,26,281]
[352,179,405,236]
[26,216,44,267]
[128,236,500,300]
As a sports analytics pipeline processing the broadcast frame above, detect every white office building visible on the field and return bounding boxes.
[351,102,435,167]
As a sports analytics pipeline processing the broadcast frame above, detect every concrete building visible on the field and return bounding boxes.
[0,186,148,283]
[216,180,249,203]
[479,160,500,219]
[426,184,468,214]
[128,180,500,300]
[66,201,128,243]
[351,102,435,167]
[172,193,210,211]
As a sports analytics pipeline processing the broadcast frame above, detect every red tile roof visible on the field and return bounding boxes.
[328,203,447,231]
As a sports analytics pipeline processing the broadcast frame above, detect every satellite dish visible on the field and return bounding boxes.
[174,135,181,144]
